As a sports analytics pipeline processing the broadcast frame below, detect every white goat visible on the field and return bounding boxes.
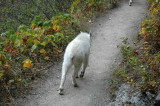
[59,32,91,95]
[129,0,133,6]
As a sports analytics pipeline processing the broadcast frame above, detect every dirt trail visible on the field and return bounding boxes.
[16,0,148,106]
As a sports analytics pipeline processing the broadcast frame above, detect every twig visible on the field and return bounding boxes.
[3,80,16,106]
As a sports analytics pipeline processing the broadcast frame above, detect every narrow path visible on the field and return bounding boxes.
[16,0,148,106]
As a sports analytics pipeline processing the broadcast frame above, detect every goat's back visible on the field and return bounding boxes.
[64,32,90,62]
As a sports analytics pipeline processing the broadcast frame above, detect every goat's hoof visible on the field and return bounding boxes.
[59,89,64,95]
[129,2,132,6]
[80,75,84,78]
[80,73,84,78]
[73,83,78,87]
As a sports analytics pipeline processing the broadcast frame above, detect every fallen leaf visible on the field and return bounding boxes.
[40,49,47,54]
[41,42,47,46]
[3,64,10,70]
[44,56,50,61]
[34,39,40,44]
[23,59,33,69]
[17,78,22,82]
[0,73,4,79]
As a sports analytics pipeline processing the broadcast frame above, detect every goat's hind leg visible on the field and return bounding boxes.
[75,68,79,78]
[72,64,81,87]
[80,58,88,78]
[129,0,132,6]
[59,62,72,95]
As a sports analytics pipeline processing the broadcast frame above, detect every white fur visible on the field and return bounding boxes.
[129,0,133,6]
[59,32,91,95]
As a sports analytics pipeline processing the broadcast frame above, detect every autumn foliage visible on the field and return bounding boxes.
[0,0,112,104]
[138,0,160,92]
[112,0,160,94]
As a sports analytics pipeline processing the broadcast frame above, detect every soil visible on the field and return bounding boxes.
[16,0,148,106]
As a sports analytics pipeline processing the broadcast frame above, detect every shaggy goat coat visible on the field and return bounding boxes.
[59,32,91,95]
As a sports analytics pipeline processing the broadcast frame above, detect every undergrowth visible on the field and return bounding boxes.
[110,0,160,97]
[0,0,119,105]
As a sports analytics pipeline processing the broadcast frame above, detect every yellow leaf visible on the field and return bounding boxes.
[0,54,6,60]
[3,64,10,70]
[17,78,22,82]
[34,39,40,44]
[48,35,55,37]
[41,42,47,46]
[31,23,35,29]
[53,25,60,32]
[37,35,41,40]
[48,39,52,43]
[72,0,80,6]
[103,4,107,9]
[44,56,50,60]
[23,59,33,69]
[0,73,4,79]
[52,20,59,25]
[40,49,47,54]
[140,28,146,35]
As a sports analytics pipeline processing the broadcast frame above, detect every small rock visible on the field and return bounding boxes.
[107,102,115,106]
[107,83,156,106]
[8,85,16,90]
[146,92,155,100]
[155,94,160,106]
[155,84,160,106]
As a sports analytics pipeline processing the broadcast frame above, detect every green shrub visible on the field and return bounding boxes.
[0,0,117,104]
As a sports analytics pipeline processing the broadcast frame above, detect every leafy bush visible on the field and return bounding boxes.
[0,0,73,34]
[112,0,160,94]
[0,0,117,104]
[138,0,160,92]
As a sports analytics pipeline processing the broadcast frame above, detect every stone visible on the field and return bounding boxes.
[106,83,156,106]
[155,85,160,106]
[155,94,160,106]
